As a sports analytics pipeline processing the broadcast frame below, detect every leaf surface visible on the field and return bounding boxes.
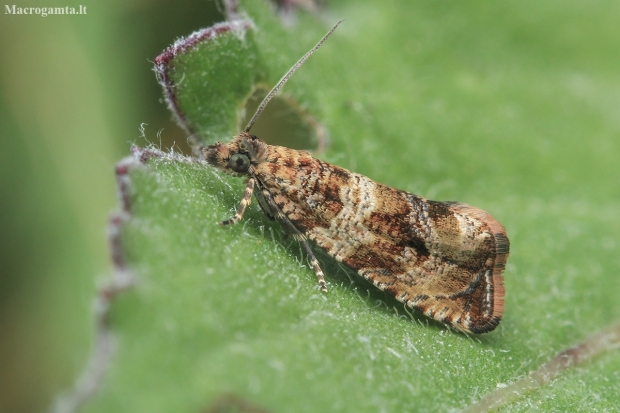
[86,1,620,412]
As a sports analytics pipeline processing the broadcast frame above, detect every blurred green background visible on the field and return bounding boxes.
[2,0,620,412]
[0,1,225,412]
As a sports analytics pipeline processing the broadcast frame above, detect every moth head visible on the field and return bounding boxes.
[203,132,267,177]
[228,151,251,174]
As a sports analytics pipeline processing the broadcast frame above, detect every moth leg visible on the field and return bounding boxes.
[221,177,255,225]
[260,187,328,293]
[253,184,275,220]
[299,239,328,293]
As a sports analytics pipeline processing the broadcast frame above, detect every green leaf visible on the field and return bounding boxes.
[85,1,620,412]
[154,20,264,142]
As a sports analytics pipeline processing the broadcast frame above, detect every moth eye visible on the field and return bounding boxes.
[228,153,251,173]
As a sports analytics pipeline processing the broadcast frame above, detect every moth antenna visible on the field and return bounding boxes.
[243,18,344,133]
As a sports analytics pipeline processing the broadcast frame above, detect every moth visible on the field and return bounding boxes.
[204,20,509,334]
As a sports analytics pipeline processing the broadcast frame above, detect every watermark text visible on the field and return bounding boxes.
[5,5,87,17]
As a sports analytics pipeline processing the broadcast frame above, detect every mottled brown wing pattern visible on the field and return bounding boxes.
[244,139,509,333]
